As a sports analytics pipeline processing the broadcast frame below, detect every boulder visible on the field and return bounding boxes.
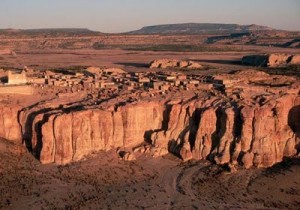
[179,142,193,161]
[290,55,300,65]
[149,59,203,70]
[119,151,136,161]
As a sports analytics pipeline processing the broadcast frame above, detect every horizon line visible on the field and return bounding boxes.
[1,22,297,34]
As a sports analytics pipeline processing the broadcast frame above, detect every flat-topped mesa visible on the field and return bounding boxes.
[0,69,299,169]
[149,59,203,70]
[242,54,300,67]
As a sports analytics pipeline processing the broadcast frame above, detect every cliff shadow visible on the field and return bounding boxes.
[144,130,155,144]
[288,105,300,134]
[209,108,227,160]
[188,108,202,150]
[114,62,149,68]
[0,76,8,83]
[34,114,50,159]
[21,104,86,158]
[143,104,173,144]
[288,105,300,152]
[167,107,202,157]
[192,59,242,66]
[162,104,172,130]
[168,139,181,158]
[21,108,53,152]
[231,107,243,163]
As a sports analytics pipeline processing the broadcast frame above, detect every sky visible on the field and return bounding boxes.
[0,0,299,33]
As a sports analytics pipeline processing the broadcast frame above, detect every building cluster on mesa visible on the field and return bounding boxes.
[0,66,243,96]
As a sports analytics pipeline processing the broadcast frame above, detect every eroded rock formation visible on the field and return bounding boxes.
[242,54,300,67]
[0,106,22,141]
[150,94,300,168]
[150,59,203,69]
[17,102,163,164]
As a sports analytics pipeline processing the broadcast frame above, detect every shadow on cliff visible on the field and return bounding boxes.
[21,105,85,158]
[192,59,242,66]
[288,105,300,152]
[19,93,120,160]
[143,104,173,144]
[210,108,226,158]
[209,107,244,163]
[114,62,149,68]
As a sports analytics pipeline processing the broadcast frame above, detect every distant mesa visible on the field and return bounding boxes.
[127,23,275,35]
[150,59,203,70]
[0,23,293,37]
[0,28,101,36]
[242,54,300,67]
[0,23,275,36]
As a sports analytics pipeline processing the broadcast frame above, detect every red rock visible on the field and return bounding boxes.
[242,54,300,67]
[0,106,22,142]
[192,108,217,160]
[179,142,193,161]
[149,59,202,69]
[290,55,300,65]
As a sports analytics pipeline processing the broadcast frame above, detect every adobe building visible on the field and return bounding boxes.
[8,70,27,85]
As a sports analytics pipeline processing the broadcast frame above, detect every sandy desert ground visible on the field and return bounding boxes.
[0,44,299,71]
[1,139,299,210]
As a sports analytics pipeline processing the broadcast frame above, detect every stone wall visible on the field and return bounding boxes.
[8,70,27,85]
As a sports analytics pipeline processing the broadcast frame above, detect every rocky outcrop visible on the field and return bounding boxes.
[242,54,300,67]
[150,94,300,168]
[39,102,164,164]
[150,59,203,69]
[118,150,136,161]
[0,93,299,168]
[0,106,22,142]
[290,55,300,65]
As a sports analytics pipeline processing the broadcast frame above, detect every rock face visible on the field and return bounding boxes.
[151,94,300,168]
[39,102,163,164]
[150,59,203,69]
[0,106,22,142]
[242,54,300,67]
[117,150,136,161]
[290,55,300,65]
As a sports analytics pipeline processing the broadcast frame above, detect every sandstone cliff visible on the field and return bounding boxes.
[0,106,22,142]
[38,102,164,164]
[0,71,299,169]
[150,94,300,168]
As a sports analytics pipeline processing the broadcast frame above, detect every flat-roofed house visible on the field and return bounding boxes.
[8,70,27,85]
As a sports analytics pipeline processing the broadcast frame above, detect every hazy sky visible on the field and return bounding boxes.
[0,0,299,33]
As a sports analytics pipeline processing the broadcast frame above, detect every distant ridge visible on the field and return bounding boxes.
[0,28,101,36]
[126,23,275,34]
